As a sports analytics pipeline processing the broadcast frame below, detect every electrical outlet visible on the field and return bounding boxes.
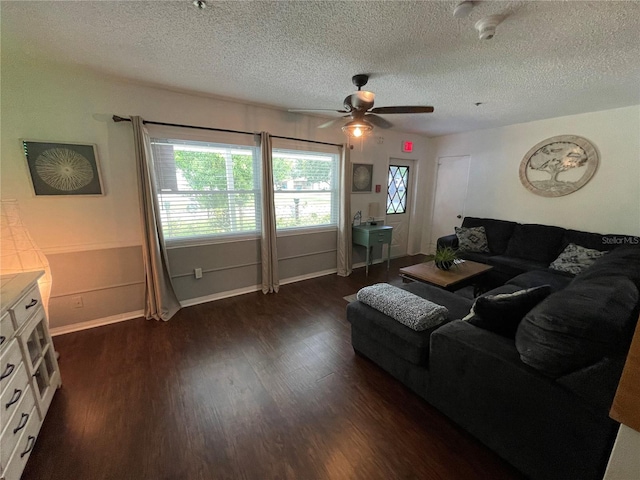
[194,268,203,279]
[72,296,83,308]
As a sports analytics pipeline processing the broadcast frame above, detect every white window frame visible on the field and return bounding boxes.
[151,138,261,247]
[271,148,339,234]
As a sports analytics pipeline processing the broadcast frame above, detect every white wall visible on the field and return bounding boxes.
[604,425,640,480]
[349,136,431,259]
[422,106,640,252]
[1,53,432,331]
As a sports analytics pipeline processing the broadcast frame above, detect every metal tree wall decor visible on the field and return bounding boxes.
[519,135,599,197]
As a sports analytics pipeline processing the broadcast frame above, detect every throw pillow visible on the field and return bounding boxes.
[464,285,552,338]
[516,277,639,377]
[455,226,490,253]
[549,243,608,276]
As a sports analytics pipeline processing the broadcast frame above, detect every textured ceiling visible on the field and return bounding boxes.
[2,1,639,136]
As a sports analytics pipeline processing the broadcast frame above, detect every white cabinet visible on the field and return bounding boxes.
[0,272,61,480]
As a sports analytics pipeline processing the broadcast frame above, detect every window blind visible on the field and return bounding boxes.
[272,149,339,230]
[151,138,261,243]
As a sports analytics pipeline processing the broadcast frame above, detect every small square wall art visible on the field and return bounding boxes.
[22,140,104,196]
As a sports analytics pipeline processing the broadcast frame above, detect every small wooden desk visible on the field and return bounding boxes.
[399,260,493,292]
[352,225,393,276]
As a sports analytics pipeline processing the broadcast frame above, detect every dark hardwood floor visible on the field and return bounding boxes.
[23,256,524,480]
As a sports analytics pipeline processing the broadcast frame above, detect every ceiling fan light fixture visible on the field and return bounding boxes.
[342,119,373,138]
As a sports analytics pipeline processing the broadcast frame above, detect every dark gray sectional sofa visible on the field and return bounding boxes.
[347,218,640,480]
[437,216,631,285]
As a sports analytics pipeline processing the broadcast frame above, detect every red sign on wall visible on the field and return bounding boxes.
[402,141,413,153]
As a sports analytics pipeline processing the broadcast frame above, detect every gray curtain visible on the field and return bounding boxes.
[130,116,181,321]
[337,144,352,276]
[260,132,279,293]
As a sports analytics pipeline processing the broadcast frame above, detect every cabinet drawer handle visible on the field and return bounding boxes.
[0,335,5,346]
[20,435,36,458]
[25,298,38,310]
[0,363,15,380]
[5,388,22,409]
[13,412,29,434]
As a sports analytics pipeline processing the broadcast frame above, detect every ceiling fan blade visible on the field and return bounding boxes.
[369,106,434,114]
[317,117,345,129]
[288,108,349,113]
[365,114,393,129]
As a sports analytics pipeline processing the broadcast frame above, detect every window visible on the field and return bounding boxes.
[272,149,339,231]
[387,165,409,214]
[151,138,260,243]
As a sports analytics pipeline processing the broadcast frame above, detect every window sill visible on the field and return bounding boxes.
[276,225,337,237]
[166,233,260,249]
[165,226,338,247]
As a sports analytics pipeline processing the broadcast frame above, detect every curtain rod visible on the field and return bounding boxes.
[269,134,342,148]
[112,115,255,137]
[112,115,343,148]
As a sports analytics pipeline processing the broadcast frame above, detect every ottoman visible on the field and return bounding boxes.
[346,282,473,399]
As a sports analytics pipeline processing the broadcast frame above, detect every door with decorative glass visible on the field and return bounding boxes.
[386,160,413,258]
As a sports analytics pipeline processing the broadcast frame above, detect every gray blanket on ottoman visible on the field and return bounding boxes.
[356,283,449,331]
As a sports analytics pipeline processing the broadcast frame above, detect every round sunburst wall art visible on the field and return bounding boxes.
[352,163,373,193]
[519,135,599,198]
[22,140,103,196]
[35,148,94,191]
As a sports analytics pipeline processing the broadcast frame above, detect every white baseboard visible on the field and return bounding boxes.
[352,259,385,269]
[179,284,262,307]
[51,269,340,334]
[50,310,144,336]
[180,268,338,308]
[279,268,337,285]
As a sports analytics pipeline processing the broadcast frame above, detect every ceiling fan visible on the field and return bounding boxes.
[288,74,434,138]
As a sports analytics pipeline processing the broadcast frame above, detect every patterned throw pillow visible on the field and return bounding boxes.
[455,226,490,253]
[549,243,607,276]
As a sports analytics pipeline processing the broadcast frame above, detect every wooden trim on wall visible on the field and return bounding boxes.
[610,316,640,433]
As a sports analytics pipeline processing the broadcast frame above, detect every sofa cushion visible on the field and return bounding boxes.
[437,233,459,251]
[507,270,573,292]
[505,223,566,264]
[515,276,639,377]
[459,251,493,264]
[574,245,640,290]
[488,255,548,278]
[462,217,516,254]
[465,285,552,338]
[563,229,629,252]
[455,226,490,253]
[556,355,628,415]
[549,243,608,276]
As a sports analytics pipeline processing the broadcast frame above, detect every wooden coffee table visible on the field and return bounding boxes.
[399,260,493,293]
